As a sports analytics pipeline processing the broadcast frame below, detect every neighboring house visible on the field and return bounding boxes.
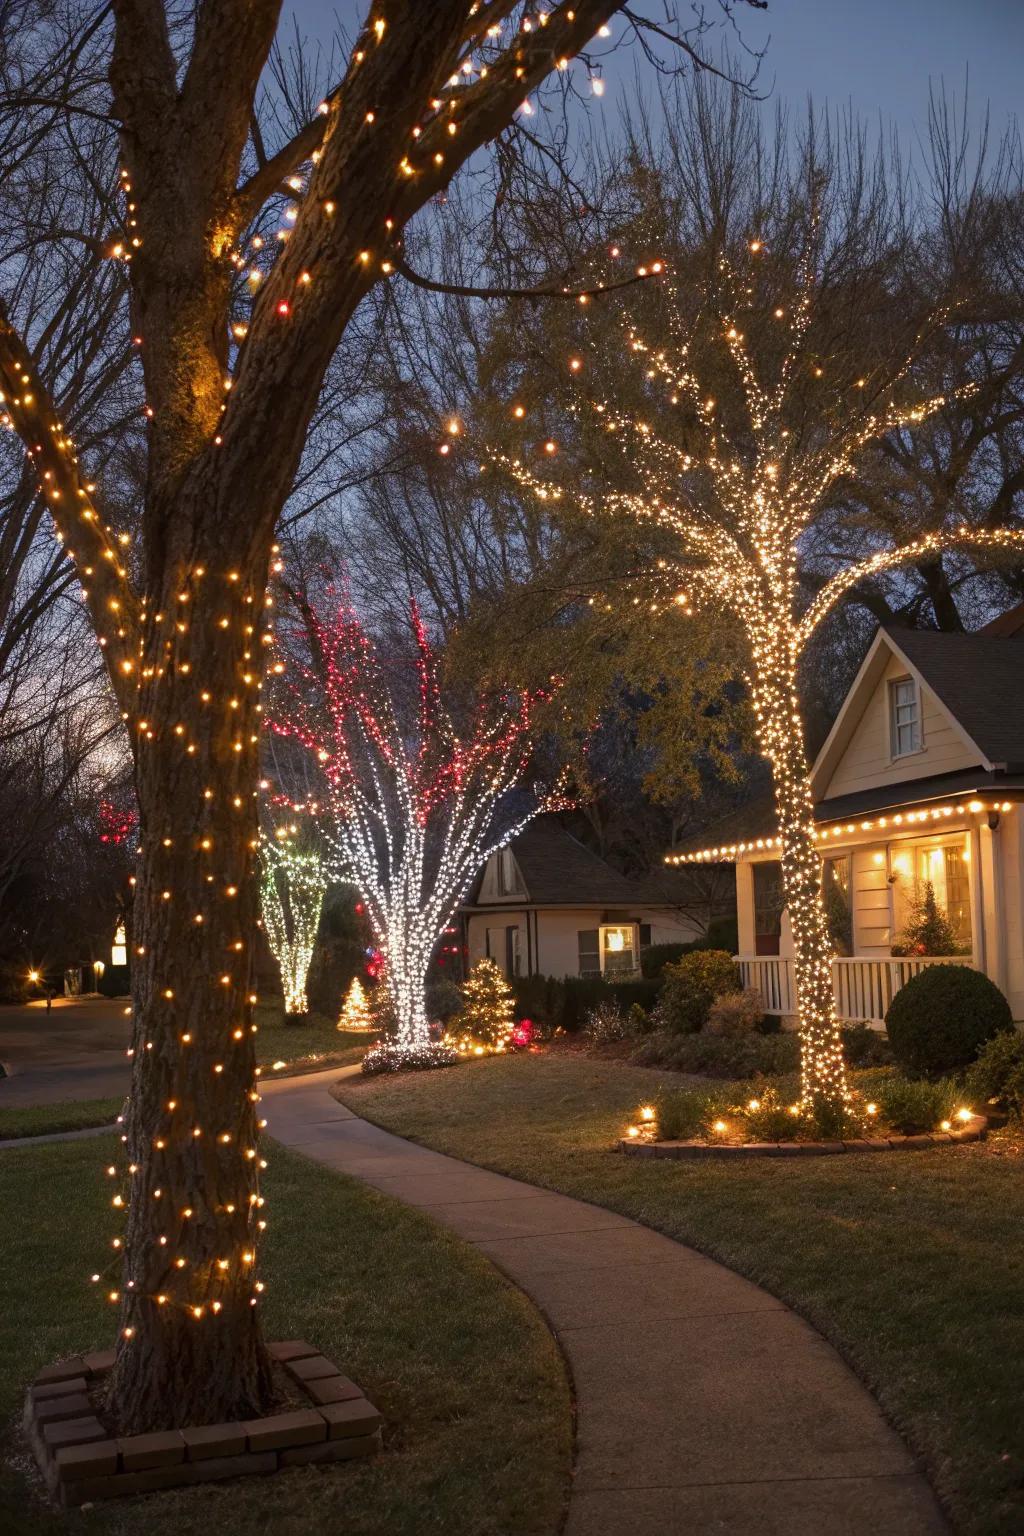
[665,608,1024,1023]
[461,816,709,980]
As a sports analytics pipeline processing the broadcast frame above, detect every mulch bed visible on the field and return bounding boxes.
[26,1339,382,1506]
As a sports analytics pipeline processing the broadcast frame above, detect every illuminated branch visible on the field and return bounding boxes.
[0,297,138,705]
[269,592,560,1068]
[798,525,1024,647]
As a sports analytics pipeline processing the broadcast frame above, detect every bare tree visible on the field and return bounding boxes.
[0,0,763,1435]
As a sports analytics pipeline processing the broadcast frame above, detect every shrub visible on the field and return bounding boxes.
[706,988,765,1037]
[884,965,1013,1075]
[658,950,740,1034]
[640,941,693,978]
[426,977,464,1024]
[631,1029,800,1078]
[965,1031,1024,1121]
[840,1023,893,1068]
[654,1088,733,1141]
[873,1074,961,1134]
[513,976,660,1033]
[743,1086,803,1141]
[584,1000,629,1045]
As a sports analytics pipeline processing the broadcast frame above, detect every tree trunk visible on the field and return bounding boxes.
[104,553,274,1432]
[385,914,432,1053]
[751,653,850,1116]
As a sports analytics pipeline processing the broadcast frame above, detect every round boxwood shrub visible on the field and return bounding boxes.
[884,964,1013,1076]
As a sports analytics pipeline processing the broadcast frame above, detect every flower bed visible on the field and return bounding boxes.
[26,1339,382,1506]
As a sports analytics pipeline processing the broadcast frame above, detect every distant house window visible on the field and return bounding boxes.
[889,677,921,758]
[821,855,852,956]
[486,924,521,977]
[495,847,520,897]
[578,929,600,978]
[600,924,639,977]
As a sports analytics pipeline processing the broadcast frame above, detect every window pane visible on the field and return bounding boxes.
[601,924,636,976]
[753,861,783,955]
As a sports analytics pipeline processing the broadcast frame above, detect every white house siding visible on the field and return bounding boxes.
[824,653,979,799]
[464,906,701,980]
[851,847,892,955]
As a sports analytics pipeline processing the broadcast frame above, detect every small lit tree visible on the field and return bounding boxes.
[495,238,1024,1118]
[270,595,562,1067]
[338,975,374,1032]
[449,957,516,1053]
[259,827,327,1017]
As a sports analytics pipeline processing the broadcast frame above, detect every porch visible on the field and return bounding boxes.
[737,953,975,1026]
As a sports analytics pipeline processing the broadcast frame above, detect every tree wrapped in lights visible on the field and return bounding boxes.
[338,975,374,1032]
[494,238,1024,1118]
[448,957,516,1054]
[270,595,561,1069]
[260,827,327,1017]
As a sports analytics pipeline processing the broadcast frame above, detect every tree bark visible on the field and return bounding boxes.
[105,542,274,1431]
[751,648,849,1115]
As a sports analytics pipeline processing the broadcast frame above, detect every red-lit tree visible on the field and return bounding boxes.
[270,597,561,1068]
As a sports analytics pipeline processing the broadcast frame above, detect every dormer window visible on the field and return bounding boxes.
[889,676,921,758]
[495,846,520,897]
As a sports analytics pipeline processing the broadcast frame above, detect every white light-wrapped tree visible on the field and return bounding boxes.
[495,234,1024,1122]
[270,594,561,1069]
[259,825,327,1017]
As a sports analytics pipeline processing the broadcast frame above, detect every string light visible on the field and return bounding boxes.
[269,595,564,1067]
[491,238,1024,1117]
[259,827,326,1015]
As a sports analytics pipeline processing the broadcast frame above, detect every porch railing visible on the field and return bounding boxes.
[736,953,975,1026]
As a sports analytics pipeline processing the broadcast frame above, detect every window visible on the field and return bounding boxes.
[753,861,784,955]
[486,924,521,977]
[889,676,921,758]
[891,835,972,949]
[821,855,852,955]
[600,923,638,977]
[495,847,521,897]
[577,929,600,978]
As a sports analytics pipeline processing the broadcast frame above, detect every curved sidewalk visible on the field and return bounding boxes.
[261,1068,946,1536]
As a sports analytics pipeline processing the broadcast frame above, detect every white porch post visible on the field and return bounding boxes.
[979,819,1007,994]
[736,862,756,954]
[968,823,986,976]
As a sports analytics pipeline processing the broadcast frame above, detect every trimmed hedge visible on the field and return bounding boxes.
[884,964,1013,1076]
[512,975,659,1033]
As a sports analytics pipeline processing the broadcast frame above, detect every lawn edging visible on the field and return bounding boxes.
[621,1112,987,1158]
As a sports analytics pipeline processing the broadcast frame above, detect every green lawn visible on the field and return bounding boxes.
[0,1096,123,1140]
[0,1134,570,1536]
[254,1000,375,1075]
[338,1052,1024,1536]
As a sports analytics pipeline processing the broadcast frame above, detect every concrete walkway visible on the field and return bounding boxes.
[262,1068,946,1536]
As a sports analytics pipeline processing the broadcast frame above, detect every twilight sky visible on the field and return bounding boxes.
[284,0,1023,146]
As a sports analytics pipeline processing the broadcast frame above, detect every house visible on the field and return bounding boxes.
[460,816,709,979]
[665,610,1024,1023]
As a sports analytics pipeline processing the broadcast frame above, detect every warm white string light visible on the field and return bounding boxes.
[490,238,1024,1119]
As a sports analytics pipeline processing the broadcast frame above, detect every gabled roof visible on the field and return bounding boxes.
[463,816,700,909]
[811,620,1024,792]
[880,628,1024,769]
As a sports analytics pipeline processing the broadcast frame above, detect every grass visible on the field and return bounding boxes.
[0,1134,570,1536]
[338,1051,1024,1536]
[0,1005,370,1139]
[253,1000,375,1075]
[0,1097,122,1140]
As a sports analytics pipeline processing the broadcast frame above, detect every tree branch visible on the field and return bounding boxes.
[394,253,661,302]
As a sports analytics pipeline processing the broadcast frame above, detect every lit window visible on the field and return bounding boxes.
[889,677,921,758]
[599,924,638,976]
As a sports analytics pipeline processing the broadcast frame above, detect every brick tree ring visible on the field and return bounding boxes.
[26,1340,383,1507]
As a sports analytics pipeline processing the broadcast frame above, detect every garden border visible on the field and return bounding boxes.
[25,1339,382,1507]
[619,1112,987,1159]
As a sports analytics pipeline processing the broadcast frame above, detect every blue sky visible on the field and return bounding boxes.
[284,1,1023,144]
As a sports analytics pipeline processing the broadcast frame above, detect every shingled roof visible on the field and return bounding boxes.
[882,626,1024,769]
[463,816,704,909]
